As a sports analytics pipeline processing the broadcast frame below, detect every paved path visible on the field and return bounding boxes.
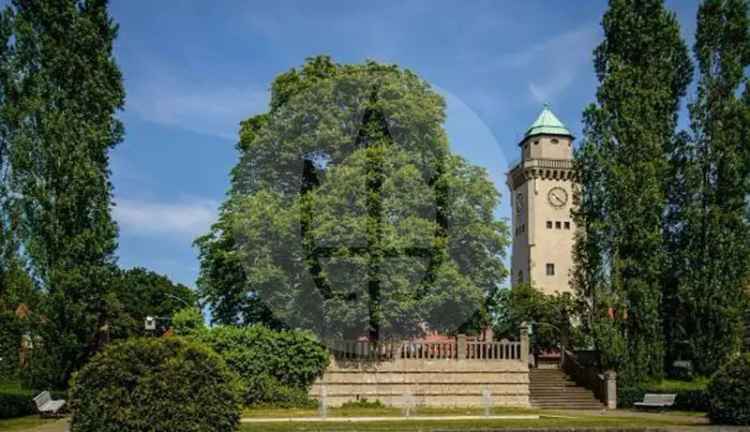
[21,419,68,432]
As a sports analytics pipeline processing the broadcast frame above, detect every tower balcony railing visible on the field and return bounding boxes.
[510,158,574,171]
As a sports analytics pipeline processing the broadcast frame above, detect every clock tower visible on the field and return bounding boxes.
[506,105,576,295]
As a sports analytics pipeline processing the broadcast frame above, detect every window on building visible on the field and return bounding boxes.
[533,140,539,145]
[546,263,555,276]
[555,221,562,229]
[518,270,524,284]
[564,221,571,229]
[546,221,553,229]
[551,138,559,144]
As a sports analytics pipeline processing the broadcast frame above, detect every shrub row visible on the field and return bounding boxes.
[0,390,34,419]
[707,354,750,425]
[618,380,710,411]
[69,337,242,432]
[0,311,23,379]
[0,385,65,419]
[192,325,329,406]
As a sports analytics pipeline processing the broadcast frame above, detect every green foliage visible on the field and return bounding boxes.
[0,381,65,419]
[340,399,385,409]
[197,56,509,338]
[0,0,125,387]
[69,337,242,432]
[193,325,328,406]
[664,0,750,375]
[492,285,581,354]
[0,312,22,379]
[171,307,205,336]
[244,374,317,408]
[108,267,199,338]
[708,354,750,425]
[618,378,710,411]
[573,0,692,384]
[0,391,33,420]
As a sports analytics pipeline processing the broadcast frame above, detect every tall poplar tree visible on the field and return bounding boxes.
[665,0,750,374]
[573,0,692,384]
[0,0,124,386]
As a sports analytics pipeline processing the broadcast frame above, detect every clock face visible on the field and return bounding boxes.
[548,187,568,208]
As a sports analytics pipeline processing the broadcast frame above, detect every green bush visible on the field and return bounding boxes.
[0,382,66,419]
[708,354,750,425]
[171,307,205,336]
[0,311,23,379]
[618,378,710,411]
[0,389,34,419]
[244,374,317,408]
[69,337,242,432]
[194,325,328,406]
[341,398,385,409]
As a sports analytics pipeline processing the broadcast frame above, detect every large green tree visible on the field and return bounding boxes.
[664,0,750,375]
[107,267,198,338]
[572,0,692,383]
[197,56,509,339]
[0,0,124,387]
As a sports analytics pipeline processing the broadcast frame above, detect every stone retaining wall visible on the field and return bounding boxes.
[310,357,530,407]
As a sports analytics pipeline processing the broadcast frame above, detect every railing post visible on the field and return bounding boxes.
[457,334,466,360]
[604,370,617,409]
[520,322,529,366]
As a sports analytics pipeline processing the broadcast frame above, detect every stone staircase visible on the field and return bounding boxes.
[529,368,604,410]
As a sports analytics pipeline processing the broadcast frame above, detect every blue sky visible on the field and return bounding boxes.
[109,0,700,288]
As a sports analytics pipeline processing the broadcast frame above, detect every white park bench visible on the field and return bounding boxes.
[33,391,66,417]
[634,393,677,410]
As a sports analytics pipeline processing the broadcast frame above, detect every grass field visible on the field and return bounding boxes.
[0,416,54,432]
[238,412,708,432]
[243,405,543,418]
[240,405,709,432]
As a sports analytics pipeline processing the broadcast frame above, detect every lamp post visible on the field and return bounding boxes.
[164,293,195,309]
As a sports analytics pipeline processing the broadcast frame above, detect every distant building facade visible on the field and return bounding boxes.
[506,105,576,295]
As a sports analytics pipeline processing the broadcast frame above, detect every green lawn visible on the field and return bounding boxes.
[243,406,542,418]
[241,405,709,432]
[643,377,709,391]
[0,416,53,432]
[238,412,707,432]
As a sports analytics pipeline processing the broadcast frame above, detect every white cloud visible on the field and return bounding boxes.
[497,25,599,105]
[124,56,269,140]
[114,198,219,238]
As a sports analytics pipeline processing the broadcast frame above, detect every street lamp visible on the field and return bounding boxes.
[164,293,195,308]
[145,316,157,331]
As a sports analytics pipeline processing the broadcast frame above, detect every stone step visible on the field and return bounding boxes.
[532,396,601,402]
[530,389,598,396]
[529,367,604,410]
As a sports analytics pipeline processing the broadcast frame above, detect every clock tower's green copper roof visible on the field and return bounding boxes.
[523,104,573,140]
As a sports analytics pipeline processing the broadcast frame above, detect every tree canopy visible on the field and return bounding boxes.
[572,0,692,384]
[0,0,124,387]
[664,0,750,375]
[197,56,509,339]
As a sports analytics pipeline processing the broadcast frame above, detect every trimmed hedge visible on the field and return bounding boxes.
[708,354,750,425]
[69,337,242,432]
[0,382,65,419]
[618,378,710,411]
[0,312,23,379]
[194,325,329,407]
[244,374,317,409]
[0,390,34,419]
